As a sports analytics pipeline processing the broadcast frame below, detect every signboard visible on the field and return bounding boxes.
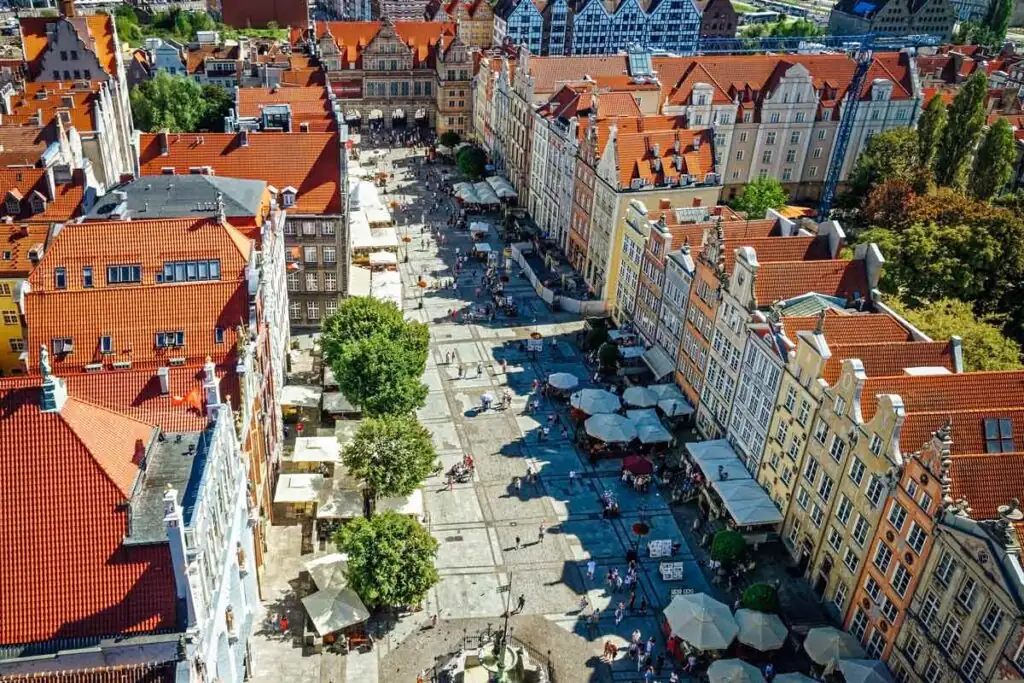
[527,337,543,353]
[332,79,364,98]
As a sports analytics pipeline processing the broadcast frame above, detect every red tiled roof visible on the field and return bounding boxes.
[597,91,643,118]
[615,128,714,189]
[25,281,249,372]
[237,85,336,130]
[3,81,102,132]
[28,217,251,292]
[20,15,118,79]
[899,407,1024,459]
[723,234,831,272]
[0,168,86,224]
[0,127,52,167]
[948,452,1024,521]
[782,310,913,345]
[221,0,308,32]
[0,223,49,277]
[754,259,869,306]
[0,662,178,683]
[0,385,176,646]
[310,21,455,66]
[186,44,241,76]
[861,370,1024,423]
[527,55,629,95]
[821,340,956,384]
[137,132,341,214]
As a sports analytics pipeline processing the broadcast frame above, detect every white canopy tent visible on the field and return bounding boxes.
[623,386,659,408]
[291,437,342,464]
[274,473,324,504]
[317,488,365,520]
[547,372,579,391]
[469,222,490,235]
[473,181,501,205]
[281,385,322,410]
[571,388,621,415]
[649,384,684,400]
[584,413,638,443]
[377,488,426,523]
[454,182,480,203]
[642,345,676,380]
[370,269,402,309]
[473,243,492,254]
[658,398,694,417]
[369,251,398,267]
[301,587,370,636]
[305,553,349,592]
[485,175,517,199]
[348,266,372,297]
[686,440,783,527]
[619,346,646,361]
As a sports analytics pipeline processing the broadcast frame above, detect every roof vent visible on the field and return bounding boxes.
[83,362,103,372]
[157,367,170,394]
[113,360,132,370]
[169,357,186,366]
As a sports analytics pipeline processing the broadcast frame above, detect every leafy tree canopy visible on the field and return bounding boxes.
[130,72,208,133]
[439,130,461,147]
[742,18,823,37]
[934,71,988,189]
[732,177,788,219]
[456,145,487,179]
[888,299,1022,372]
[848,128,920,197]
[342,415,438,500]
[711,530,746,564]
[598,341,619,371]
[970,118,1016,201]
[334,512,440,609]
[741,584,780,613]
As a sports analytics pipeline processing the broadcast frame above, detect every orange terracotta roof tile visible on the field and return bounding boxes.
[615,128,713,188]
[28,217,251,292]
[3,81,101,132]
[237,85,336,129]
[186,44,241,76]
[527,55,630,95]
[821,340,956,384]
[861,370,1024,423]
[0,384,177,645]
[0,662,178,683]
[595,92,641,117]
[948,451,1024,521]
[754,259,869,306]
[314,21,453,66]
[20,15,118,79]
[137,132,341,214]
[0,168,86,224]
[0,127,52,166]
[0,223,49,277]
[899,407,1024,459]
[782,310,913,345]
[723,234,831,272]
[222,0,307,33]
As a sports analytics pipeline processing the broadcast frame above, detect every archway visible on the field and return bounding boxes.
[415,108,429,128]
[392,109,407,129]
[345,110,362,131]
[368,109,384,130]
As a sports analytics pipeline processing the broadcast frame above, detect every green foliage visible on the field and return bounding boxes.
[987,0,1013,46]
[334,511,440,609]
[439,130,462,147]
[342,415,438,500]
[848,128,920,197]
[597,342,619,372]
[934,71,988,189]
[130,73,233,133]
[112,4,285,46]
[456,145,487,179]
[741,584,780,613]
[917,95,947,170]
[321,297,429,416]
[741,18,824,38]
[732,177,788,218]
[710,530,746,564]
[888,299,1022,372]
[970,119,1016,201]
[860,180,917,231]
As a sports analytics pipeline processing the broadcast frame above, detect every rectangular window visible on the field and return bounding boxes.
[803,457,820,484]
[765,131,777,145]
[957,576,978,611]
[810,503,824,527]
[920,591,940,626]
[813,418,829,444]
[827,527,843,551]
[2,310,16,325]
[790,131,800,145]
[82,266,93,288]
[982,603,1004,636]
[843,547,859,573]
[828,435,848,462]
[866,476,885,507]
[761,150,773,164]
[852,515,870,546]
[215,328,225,344]
[817,473,834,502]
[324,273,337,291]
[784,386,797,412]
[963,643,986,680]
[873,541,893,574]
[304,247,318,263]
[107,264,142,284]
[866,627,887,658]
[326,299,338,316]
[833,582,847,612]
[836,495,853,526]
[907,522,927,554]
[321,222,335,236]
[892,564,911,597]
[849,609,868,640]
[307,301,320,320]
[984,417,1015,453]
[769,111,780,123]
[796,487,810,510]
[100,335,113,354]
[935,551,956,584]
[323,246,337,264]
[888,502,908,532]
[797,400,810,426]
[938,615,961,652]
[55,267,67,289]
[849,457,866,486]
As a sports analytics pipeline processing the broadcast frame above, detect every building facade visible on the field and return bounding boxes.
[435,34,474,138]
[828,0,956,40]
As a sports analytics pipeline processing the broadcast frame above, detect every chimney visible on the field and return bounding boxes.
[203,356,221,414]
[240,129,249,147]
[157,366,170,394]
[59,0,75,17]
[158,130,169,156]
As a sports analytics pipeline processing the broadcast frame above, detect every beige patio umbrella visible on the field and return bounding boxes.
[305,553,349,591]
[571,388,621,415]
[301,587,370,636]
[623,386,659,408]
[547,372,579,391]
[774,674,816,683]
[803,626,865,665]
[838,659,897,683]
[707,659,763,683]
[663,592,739,650]
[735,608,788,651]
[584,413,638,443]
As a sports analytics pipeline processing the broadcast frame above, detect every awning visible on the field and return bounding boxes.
[369,251,398,266]
[348,266,372,297]
[282,385,322,409]
[377,488,425,522]
[305,553,349,591]
[322,392,357,414]
[619,345,645,360]
[686,440,782,526]
[473,243,492,253]
[469,222,490,234]
[485,175,517,199]
[316,488,364,519]
[274,473,324,504]
[642,345,676,380]
[473,181,501,205]
[301,587,370,635]
[291,437,341,463]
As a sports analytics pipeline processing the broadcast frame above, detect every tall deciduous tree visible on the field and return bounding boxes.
[889,299,1022,371]
[970,119,1016,201]
[130,72,207,132]
[848,128,920,196]
[934,71,988,188]
[916,95,947,170]
[342,415,438,503]
[334,512,440,610]
[732,177,788,218]
[987,0,1013,46]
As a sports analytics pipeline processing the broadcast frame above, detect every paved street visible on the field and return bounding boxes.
[251,140,712,683]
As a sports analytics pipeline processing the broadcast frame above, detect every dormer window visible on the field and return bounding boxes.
[984,418,1014,453]
[29,192,46,215]
[54,267,67,290]
[53,337,73,354]
[281,186,298,208]
[100,335,113,354]
[5,191,21,215]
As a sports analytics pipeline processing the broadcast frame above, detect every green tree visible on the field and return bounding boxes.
[741,18,823,37]
[456,145,487,179]
[934,71,988,189]
[917,95,947,170]
[598,341,619,372]
[848,128,919,197]
[334,512,440,610]
[321,296,417,353]
[732,177,788,218]
[889,299,1022,371]
[342,415,438,503]
[198,84,234,132]
[970,119,1016,201]
[130,72,207,132]
[741,584,780,613]
[987,0,1013,46]
[711,530,746,565]
[439,130,461,147]
[860,179,916,230]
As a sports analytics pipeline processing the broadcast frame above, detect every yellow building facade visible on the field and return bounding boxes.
[0,225,47,375]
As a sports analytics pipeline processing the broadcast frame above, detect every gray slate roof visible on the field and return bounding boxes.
[86,175,267,221]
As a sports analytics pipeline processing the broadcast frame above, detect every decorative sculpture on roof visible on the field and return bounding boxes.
[39,344,51,379]
[813,308,826,335]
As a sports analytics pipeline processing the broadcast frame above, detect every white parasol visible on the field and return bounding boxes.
[837,659,896,683]
[663,592,738,650]
[622,386,659,408]
[570,388,621,415]
[584,413,638,443]
[547,372,580,391]
[301,587,370,636]
[803,626,865,665]
[658,398,694,417]
[734,608,788,651]
[707,659,763,683]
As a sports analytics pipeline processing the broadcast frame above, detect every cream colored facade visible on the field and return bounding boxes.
[890,513,1024,683]
[785,356,907,622]
[435,36,473,138]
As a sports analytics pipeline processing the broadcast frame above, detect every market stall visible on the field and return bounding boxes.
[273,473,324,521]
[570,388,621,418]
[470,222,490,241]
[623,386,659,408]
[662,592,738,661]
[485,175,517,200]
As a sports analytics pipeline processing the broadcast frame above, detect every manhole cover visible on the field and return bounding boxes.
[445,535,464,542]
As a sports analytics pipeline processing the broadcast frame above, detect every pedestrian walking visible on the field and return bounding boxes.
[540,425,550,441]
[606,570,615,590]
[655,654,665,675]
[500,358,508,374]
[538,523,545,543]
[670,672,680,683]
[513,476,522,495]
[614,602,624,625]
[614,573,623,592]
[638,596,648,615]
[445,351,451,365]
[646,636,655,656]
[569,470,577,490]
[764,663,775,681]
[644,666,655,683]
[579,596,589,613]
[476,362,483,377]
[631,629,641,644]
[515,594,526,614]
[515,535,521,550]
[586,559,596,581]
[628,589,636,611]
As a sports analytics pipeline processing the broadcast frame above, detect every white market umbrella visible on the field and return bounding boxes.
[649,383,684,400]
[623,386,659,408]
[658,398,694,417]
[570,388,621,415]
[584,413,637,443]
[635,420,672,444]
[707,659,763,683]
[305,553,348,591]
[838,659,896,683]
[548,372,580,391]
[735,608,788,651]
[663,592,738,650]
[804,626,865,665]
[301,587,370,636]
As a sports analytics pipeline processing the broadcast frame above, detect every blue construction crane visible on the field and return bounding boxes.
[817,47,874,218]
